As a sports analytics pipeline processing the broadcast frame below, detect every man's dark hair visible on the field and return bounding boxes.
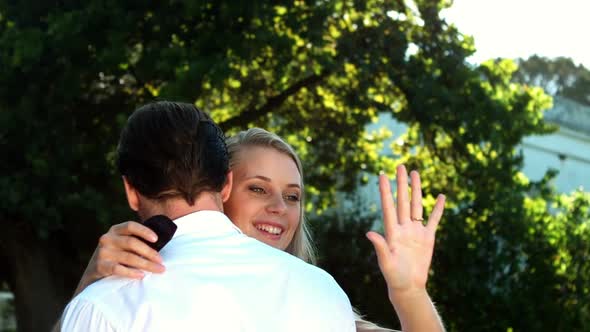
[116,101,228,205]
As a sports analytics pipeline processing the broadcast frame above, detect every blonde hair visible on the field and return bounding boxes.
[226,128,396,332]
[354,310,398,332]
[226,128,316,264]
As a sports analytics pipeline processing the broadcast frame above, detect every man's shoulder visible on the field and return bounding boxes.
[282,254,337,283]
[71,275,142,318]
[264,247,356,330]
[78,275,136,301]
[61,277,135,331]
[248,241,342,289]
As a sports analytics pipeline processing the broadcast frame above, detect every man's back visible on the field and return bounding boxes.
[61,211,355,331]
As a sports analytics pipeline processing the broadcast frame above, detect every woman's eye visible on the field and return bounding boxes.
[249,186,265,194]
[285,194,300,202]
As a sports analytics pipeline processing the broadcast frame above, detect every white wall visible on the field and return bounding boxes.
[521,127,590,192]
[364,97,590,195]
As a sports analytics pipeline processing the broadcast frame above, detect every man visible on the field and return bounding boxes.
[61,101,355,331]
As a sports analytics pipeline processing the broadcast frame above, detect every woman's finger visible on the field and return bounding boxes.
[396,165,410,224]
[117,251,166,274]
[95,246,164,277]
[111,235,163,264]
[110,221,158,243]
[366,231,394,277]
[426,194,446,233]
[410,170,423,222]
[379,173,398,240]
[111,263,146,279]
[94,251,144,279]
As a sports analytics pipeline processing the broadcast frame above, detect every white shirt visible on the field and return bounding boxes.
[61,210,355,332]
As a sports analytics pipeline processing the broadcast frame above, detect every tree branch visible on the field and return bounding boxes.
[219,69,330,131]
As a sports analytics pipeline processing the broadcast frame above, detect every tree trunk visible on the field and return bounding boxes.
[2,220,81,332]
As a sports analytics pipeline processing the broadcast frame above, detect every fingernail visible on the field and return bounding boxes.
[379,170,385,175]
[153,264,166,273]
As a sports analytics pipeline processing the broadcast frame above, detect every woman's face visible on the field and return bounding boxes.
[224,146,301,251]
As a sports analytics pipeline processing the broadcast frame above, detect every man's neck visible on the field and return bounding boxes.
[139,192,223,221]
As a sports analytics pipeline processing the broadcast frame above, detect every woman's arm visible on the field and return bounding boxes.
[388,289,443,332]
[366,165,446,332]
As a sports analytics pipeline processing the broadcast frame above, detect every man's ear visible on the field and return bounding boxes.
[122,176,140,211]
[220,171,233,203]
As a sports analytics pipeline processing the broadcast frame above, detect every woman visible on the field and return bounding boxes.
[72,128,446,332]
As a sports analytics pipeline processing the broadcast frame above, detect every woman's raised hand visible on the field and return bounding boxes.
[366,165,445,299]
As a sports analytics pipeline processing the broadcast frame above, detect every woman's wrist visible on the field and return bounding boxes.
[389,287,444,332]
[388,287,430,312]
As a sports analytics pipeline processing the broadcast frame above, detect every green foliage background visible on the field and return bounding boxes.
[0,1,588,331]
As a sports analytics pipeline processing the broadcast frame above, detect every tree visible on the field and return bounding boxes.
[1,0,588,331]
[513,55,590,106]
[0,1,441,330]
[312,58,589,331]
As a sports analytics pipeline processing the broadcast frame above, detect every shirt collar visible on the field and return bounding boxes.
[171,210,243,239]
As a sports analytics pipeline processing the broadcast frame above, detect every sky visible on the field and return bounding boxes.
[441,0,590,68]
